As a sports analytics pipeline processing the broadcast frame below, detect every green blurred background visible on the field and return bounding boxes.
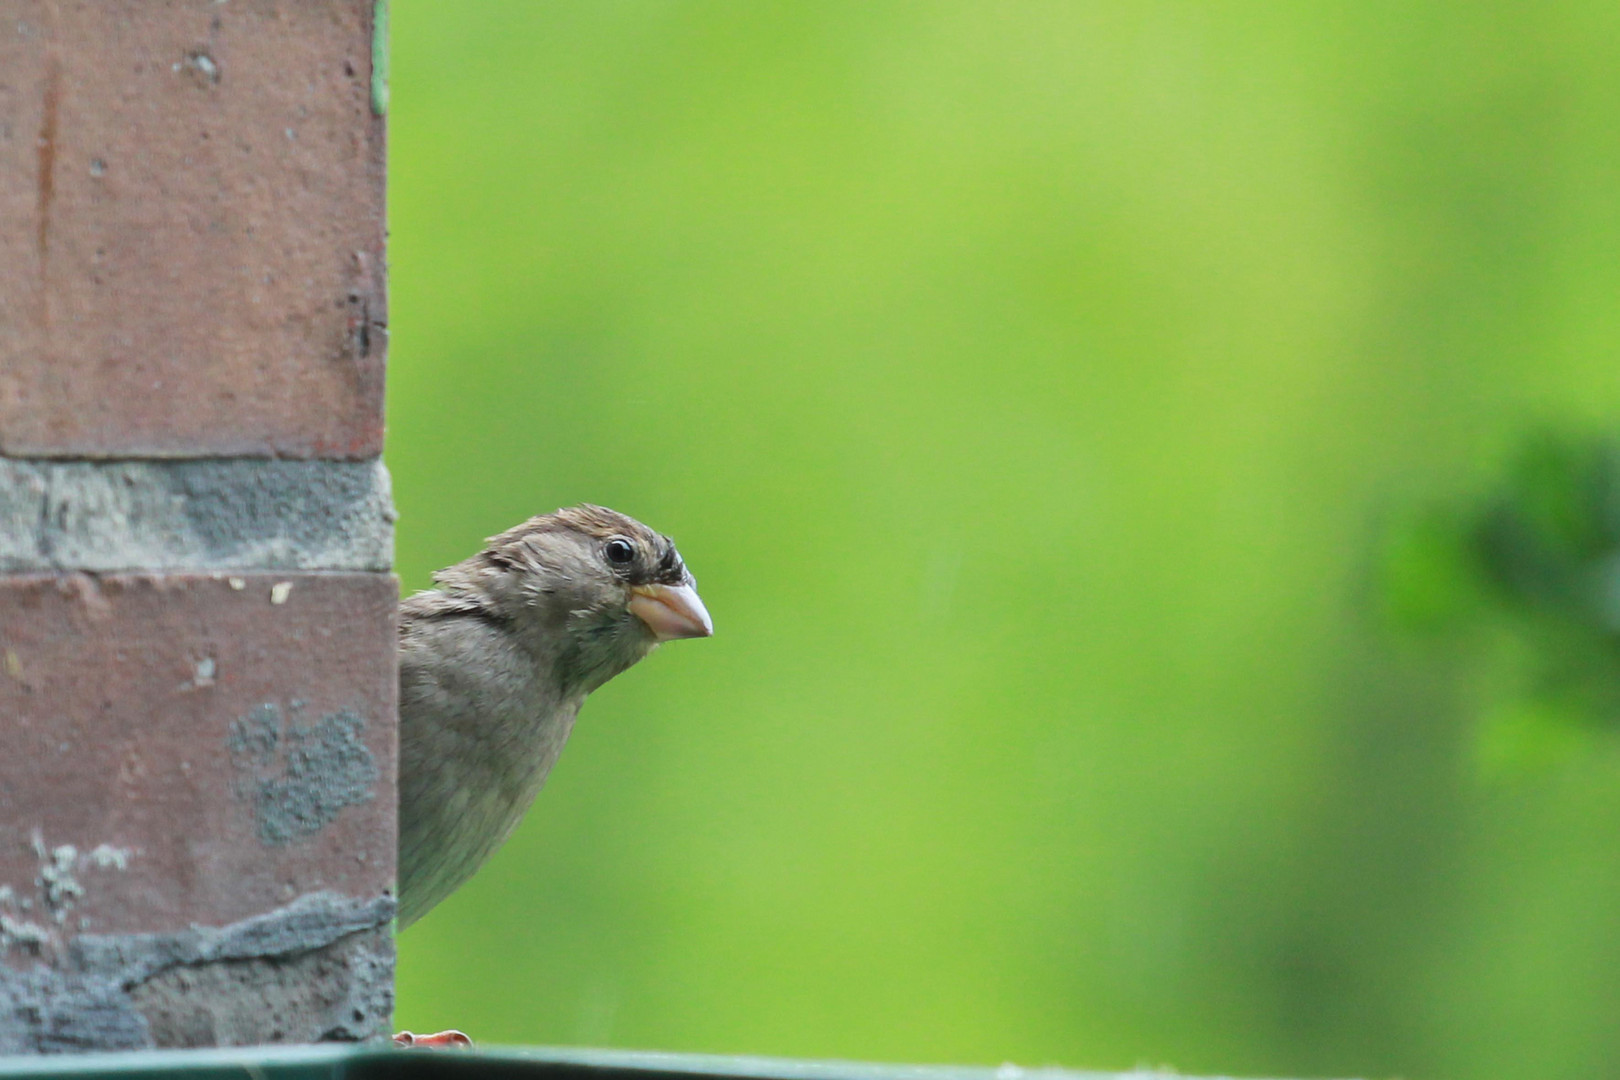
[387,5,1620,1078]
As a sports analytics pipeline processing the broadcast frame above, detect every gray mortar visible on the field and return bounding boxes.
[228,704,380,846]
[0,892,395,1054]
[0,458,394,572]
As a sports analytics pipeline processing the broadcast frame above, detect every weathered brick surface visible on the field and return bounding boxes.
[0,573,396,939]
[0,1,397,1050]
[0,1,386,457]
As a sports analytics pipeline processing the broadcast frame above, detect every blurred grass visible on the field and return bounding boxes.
[388,4,1620,1078]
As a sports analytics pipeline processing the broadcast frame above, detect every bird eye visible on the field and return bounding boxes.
[603,538,636,566]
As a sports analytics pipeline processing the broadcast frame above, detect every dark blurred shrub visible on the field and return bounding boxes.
[1380,429,1620,768]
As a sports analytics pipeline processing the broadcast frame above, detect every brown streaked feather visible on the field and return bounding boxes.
[401,588,489,622]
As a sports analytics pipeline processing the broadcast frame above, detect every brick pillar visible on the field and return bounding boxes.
[0,2,396,1053]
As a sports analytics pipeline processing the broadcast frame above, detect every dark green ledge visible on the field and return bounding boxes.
[0,1044,1281,1080]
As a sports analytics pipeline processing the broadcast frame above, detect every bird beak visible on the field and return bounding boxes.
[629,583,714,641]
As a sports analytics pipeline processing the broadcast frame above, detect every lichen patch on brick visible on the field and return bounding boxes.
[36,840,86,920]
[0,914,52,957]
[0,835,139,958]
[228,704,380,846]
[85,845,132,872]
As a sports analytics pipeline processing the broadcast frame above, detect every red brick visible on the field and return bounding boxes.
[0,573,396,937]
[0,2,386,458]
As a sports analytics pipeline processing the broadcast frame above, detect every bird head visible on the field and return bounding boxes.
[443,505,712,694]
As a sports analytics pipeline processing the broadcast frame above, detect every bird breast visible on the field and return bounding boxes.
[396,613,581,927]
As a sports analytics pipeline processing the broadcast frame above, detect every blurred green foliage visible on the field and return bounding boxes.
[388,4,1620,1079]
[1384,431,1620,772]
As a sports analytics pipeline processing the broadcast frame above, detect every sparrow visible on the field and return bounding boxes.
[395,505,712,931]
